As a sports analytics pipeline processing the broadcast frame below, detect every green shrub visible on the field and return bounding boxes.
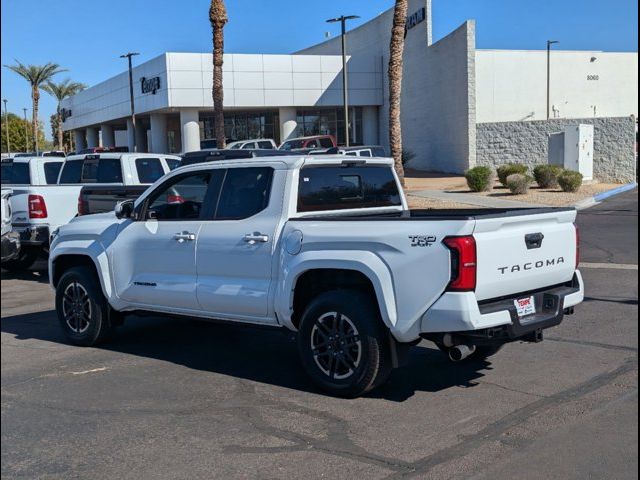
[533,164,564,188]
[506,174,533,195]
[558,170,583,192]
[465,166,495,192]
[496,163,529,186]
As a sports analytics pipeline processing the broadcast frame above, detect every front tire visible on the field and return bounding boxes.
[297,290,392,398]
[55,266,115,346]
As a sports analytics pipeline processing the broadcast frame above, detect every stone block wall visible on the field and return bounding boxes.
[476,116,637,183]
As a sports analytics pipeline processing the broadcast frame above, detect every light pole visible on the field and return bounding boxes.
[120,52,140,152]
[23,108,29,151]
[2,99,9,154]
[546,40,559,120]
[326,15,359,146]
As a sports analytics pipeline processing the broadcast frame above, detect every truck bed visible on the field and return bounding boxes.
[291,207,575,221]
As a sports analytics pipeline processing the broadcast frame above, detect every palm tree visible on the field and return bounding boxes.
[388,0,408,186]
[4,61,66,152]
[209,0,228,149]
[43,79,86,150]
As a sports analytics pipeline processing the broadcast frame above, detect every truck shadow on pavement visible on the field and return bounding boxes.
[1,310,492,402]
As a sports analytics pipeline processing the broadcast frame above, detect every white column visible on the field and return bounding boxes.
[150,114,168,153]
[86,127,99,148]
[101,124,115,148]
[135,121,148,153]
[180,108,200,153]
[73,130,86,151]
[279,107,297,143]
[126,119,135,152]
[362,106,379,145]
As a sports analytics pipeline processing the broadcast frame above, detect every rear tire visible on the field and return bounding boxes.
[55,266,115,346]
[1,247,39,272]
[297,290,392,398]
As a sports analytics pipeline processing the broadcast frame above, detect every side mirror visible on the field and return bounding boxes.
[115,200,135,219]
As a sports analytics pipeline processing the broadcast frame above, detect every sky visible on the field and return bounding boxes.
[1,0,637,139]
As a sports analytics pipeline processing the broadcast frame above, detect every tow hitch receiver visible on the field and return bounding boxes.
[523,328,544,343]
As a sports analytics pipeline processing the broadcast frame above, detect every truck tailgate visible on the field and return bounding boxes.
[473,209,577,301]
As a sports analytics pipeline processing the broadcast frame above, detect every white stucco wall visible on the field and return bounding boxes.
[476,50,638,123]
[61,53,383,131]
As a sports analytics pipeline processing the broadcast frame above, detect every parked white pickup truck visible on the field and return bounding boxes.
[49,156,584,397]
[3,153,179,271]
[1,188,20,262]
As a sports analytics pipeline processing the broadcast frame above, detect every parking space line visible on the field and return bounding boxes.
[580,262,638,270]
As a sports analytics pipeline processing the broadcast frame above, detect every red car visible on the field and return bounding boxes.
[279,135,336,151]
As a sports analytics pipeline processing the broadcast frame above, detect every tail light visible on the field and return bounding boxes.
[28,194,48,219]
[443,236,477,291]
[167,194,185,204]
[77,194,86,216]
[575,223,580,268]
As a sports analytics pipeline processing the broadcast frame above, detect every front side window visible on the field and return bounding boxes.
[136,158,165,183]
[146,172,212,221]
[44,162,63,184]
[319,137,334,148]
[297,166,401,212]
[280,139,305,151]
[165,158,181,170]
[216,167,273,220]
[258,141,273,149]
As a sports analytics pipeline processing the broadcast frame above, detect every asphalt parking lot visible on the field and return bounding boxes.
[1,190,638,479]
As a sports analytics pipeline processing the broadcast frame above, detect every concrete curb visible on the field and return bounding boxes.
[574,182,637,210]
[593,183,638,202]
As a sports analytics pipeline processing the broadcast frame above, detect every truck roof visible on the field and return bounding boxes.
[172,154,394,174]
[65,153,181,161]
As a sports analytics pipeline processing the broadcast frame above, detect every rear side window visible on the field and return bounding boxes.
[359,150,372,157]
[1,162,31,184]
[371,147,387,157]
[44,162,63,184]
[319,138,334,148]
[59,160,83,183]
[216,167,273,220]
[297,166,401,212]
[258,141,273,149]
[136,158,165,183]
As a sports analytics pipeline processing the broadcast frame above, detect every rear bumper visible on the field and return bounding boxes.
[421,270,584,340]
[13,224,49,246]
[1,231,21,262]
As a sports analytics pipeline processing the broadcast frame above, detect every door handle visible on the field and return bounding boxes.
[243,232,269,245]
[174,231,196,243]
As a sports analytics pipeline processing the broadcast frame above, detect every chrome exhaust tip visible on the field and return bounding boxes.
[448,344,476,362]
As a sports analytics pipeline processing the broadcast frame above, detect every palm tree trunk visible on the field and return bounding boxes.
[210,0,228,149]
[32,86,39,152]
[388,0,408,186]
[57,105,64,150]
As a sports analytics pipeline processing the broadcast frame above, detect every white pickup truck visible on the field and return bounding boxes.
[3,153,179,271]
[49,156,584,397]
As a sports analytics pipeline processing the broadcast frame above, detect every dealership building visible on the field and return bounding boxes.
[61,0,638,181]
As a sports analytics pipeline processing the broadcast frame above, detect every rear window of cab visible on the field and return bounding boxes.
[297,165,401,212]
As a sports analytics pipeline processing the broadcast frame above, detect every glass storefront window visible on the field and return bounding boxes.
[200,111,280,144]
[296,107,363,145]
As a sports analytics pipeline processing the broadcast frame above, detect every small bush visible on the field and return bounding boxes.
[506,174,533,195]
[465,166,495,192]
[497,164,529,186]
[558,170,583,192]
[533,164,564,188]
[401,149,415,166]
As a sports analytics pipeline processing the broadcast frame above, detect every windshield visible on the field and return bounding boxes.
[280,139,305,151]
